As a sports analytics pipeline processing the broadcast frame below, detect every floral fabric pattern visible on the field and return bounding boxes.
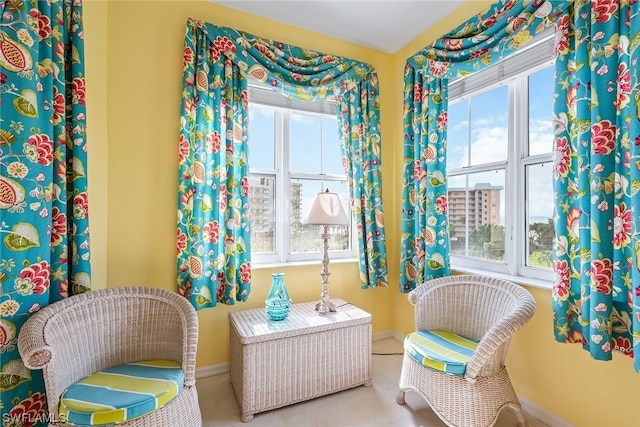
[400,0,563,291]
[337,76,388,288]
[400,71,450,290]
[0,0,91,423]
[177,19,388,309]
[552,0,640,371]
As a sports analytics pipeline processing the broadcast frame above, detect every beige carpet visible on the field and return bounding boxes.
[197,337,547,427]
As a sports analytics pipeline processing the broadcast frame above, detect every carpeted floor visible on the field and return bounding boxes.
[197,337,548,427]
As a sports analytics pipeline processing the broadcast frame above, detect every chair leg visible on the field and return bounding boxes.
[396,390,406,405]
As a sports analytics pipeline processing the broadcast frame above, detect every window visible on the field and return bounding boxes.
[447,32,555,281]
[247,86,353,265]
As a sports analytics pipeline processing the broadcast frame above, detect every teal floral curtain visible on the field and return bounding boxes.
[400,0,565,292]
[337,77,388,288]
[0,0,91,423]
[552,0,640,371]
[177,19,388,309]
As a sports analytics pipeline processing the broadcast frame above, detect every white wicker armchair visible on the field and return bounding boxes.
[396,275,536,427]
[18,287,202,427]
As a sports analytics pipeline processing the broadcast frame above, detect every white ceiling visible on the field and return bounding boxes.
[210,1,466,53]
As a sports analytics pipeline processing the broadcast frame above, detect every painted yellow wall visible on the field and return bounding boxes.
[82,1,640,426]
[83,0,108,290]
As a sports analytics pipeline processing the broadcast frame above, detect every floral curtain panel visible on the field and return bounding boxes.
[0,0,91,423]
[552,0,640,371]
[400,0,564,292]
[337,77,388,289]
[177,19,388,309]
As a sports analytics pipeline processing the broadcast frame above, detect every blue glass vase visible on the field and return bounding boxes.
[265,273,291,321]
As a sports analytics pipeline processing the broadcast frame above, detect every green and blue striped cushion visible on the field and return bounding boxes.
[404,330,479,375]
[59,360,184,426]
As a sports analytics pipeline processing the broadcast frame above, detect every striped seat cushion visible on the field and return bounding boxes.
[404,330,479,375]
[59,360,184,426]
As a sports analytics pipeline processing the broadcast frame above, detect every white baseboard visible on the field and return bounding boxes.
[195,330,573,427]
[372,330,395,341]
[519,396,574,427]
[196,362,229,379]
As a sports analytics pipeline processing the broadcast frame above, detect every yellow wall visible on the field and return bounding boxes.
[83,1,640,426]
[84,0,108,290]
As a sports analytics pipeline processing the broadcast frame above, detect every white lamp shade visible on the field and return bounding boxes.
[305,191,349,226]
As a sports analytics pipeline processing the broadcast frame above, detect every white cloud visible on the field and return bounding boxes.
[529,118,553,156]
[469,125,508,165]
[527,163,553,219]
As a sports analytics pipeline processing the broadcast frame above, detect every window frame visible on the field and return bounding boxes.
[447,32,555,282]
[248,86,355,265]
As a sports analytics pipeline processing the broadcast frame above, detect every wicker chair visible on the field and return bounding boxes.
[396,275,536,427]
[18,287,202,427]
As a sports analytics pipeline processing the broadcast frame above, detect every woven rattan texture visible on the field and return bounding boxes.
[397,275,536,427]
[18,286,202,427]
[229,300,372,422]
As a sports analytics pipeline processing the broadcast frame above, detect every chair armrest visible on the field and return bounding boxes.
[464,294,536,382]
[407,284,431,306]
[17,314,52,370]
[182,321,199,387]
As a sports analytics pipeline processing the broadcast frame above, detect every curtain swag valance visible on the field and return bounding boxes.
[187,18,379,102]
[406,0,567,80]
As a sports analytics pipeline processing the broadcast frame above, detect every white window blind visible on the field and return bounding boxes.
[248,85,336,115]
[449,28,556,100]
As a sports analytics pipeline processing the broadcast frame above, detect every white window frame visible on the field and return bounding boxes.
[448,30,556,282]
[248,86,355,265]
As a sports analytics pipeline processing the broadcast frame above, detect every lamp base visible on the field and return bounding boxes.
[315,226,340,315]
[315,299,337,315]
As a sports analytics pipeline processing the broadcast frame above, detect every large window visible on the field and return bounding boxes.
[248,87,353,264]
[447,34,555,281]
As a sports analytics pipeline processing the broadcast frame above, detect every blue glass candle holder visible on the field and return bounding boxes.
[265,273,291,321]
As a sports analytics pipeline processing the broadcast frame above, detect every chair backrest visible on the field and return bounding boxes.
[18,287,198,416]
[409,275,534,342]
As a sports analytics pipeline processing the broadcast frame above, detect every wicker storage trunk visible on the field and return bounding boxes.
[229,300,372,422]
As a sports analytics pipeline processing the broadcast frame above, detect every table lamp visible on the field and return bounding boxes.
[304,189,349,314]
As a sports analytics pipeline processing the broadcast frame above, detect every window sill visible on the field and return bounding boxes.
[451,265,552,291]
[253,257,359,270]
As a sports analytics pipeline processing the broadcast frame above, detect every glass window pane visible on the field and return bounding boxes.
[291,179,350,254]
[321,116,344,175]
[249,175,275,253]
[447,99,469,169]
[528,66,554,156]
[248,106,275,170]
[470,86,508,165]
[526,162,554,268]
[448,171,505,261]
[447,174,468,257]
[291,113,321,173]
